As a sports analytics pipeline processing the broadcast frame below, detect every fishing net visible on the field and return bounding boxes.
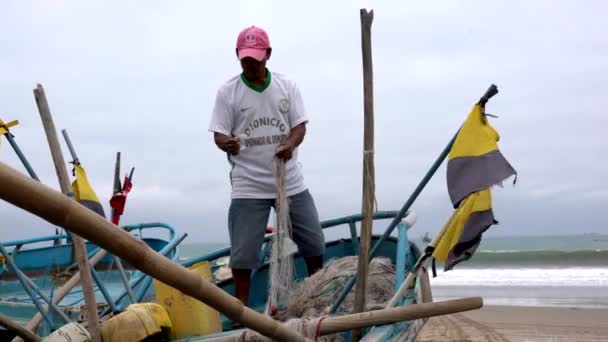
[267,158,295,314]
[233,317,329,341]
[263,159,398,340]
[286,256,395,318]
[238,256,396,341]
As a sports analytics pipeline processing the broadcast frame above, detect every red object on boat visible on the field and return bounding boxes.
[110,175,133,225]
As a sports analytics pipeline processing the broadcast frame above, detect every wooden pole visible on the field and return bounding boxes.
[0,313,41,342]
[352,8,375,341]
[0,162,310,342]
[201,297,483,342]
[320,297,481,335]
[33,84,101,342]
[419,267,433,304]
[11,249,108,342]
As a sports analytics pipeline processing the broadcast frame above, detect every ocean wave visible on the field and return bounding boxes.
[456,249,608,268]
[429,267,608,287]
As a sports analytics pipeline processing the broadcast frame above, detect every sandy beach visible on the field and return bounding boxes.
[416,305,608,341]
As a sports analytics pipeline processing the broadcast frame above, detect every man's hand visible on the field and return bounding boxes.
[214,132,240,155]
[275,123,306,160]
[275,142,295,160]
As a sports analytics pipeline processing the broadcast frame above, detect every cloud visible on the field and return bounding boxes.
[0,0,606,244]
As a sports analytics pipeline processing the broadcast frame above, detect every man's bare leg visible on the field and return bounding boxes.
[305,255,323,275]
[232,268,251,305]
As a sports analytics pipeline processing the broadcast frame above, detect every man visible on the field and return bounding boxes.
[209,25,325,306]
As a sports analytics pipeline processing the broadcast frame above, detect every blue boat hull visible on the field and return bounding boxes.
[179,234,423,341]
[0,223,180,337]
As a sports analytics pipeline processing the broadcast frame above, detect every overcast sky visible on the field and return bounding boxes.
[1,1,606,244]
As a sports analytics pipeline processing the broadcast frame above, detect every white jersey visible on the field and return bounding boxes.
[209,70,308,199]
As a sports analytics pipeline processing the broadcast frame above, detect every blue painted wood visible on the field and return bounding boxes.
[3,131,40,181]
[181,211,401,269]
[0,243,55,330]
[89,267,119,313]
[348,221,360,254]
[103,232,187,315]
[0,222,181,334]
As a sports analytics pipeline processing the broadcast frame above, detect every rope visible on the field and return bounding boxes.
[363,150,378,212]
[235,317,334,341]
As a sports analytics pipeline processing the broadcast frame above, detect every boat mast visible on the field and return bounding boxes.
[33,84,102,342]
[352,8,376,342]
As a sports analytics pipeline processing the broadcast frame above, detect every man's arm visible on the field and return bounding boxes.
[214,132,240,155]
[275,122,306,160]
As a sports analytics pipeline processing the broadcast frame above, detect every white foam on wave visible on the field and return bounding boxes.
[429,267,608,287]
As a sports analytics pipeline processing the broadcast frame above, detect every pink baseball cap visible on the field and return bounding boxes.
[236,26,270,62]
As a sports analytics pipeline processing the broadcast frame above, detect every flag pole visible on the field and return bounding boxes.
[328,84,499,314]
[33,84,101,342]
[0,119,40,181]
[352,8,375,342]
[0,118,62,240]
[386,84,500,308]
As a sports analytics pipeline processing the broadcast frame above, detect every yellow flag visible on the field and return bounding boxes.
[72,164,106,218]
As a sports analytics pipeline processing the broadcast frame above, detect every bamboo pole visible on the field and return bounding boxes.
[0,162,310,342]
[202,297,483,342]
[33,84,101,342]
[0,313,41,342]
[352,8,375,341]
[11,249,108,342]
[321,297,481,335]
[419,267,433,304]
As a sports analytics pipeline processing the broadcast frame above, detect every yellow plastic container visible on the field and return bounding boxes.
[100,303,172,342]
[153,261,222,339]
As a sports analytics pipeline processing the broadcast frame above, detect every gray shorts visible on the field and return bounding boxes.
[228,189,325,269]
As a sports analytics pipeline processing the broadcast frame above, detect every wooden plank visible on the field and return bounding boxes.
[201,297,483,342]
[0,312,41,342]
[352,8,375,341]
[33,84,101,342]
[0,161,310,342]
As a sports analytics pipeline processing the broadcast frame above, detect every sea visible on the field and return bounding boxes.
[179,234,608,309]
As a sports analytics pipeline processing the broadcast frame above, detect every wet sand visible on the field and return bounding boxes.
[416,305,608,341]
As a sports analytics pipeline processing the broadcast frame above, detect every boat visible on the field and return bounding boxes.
[0,222,182,339]
[0,209,439,342]
[0,81,496,340]
[0,210,431,342]
[0,8,499,341]
[175,210,426,341]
